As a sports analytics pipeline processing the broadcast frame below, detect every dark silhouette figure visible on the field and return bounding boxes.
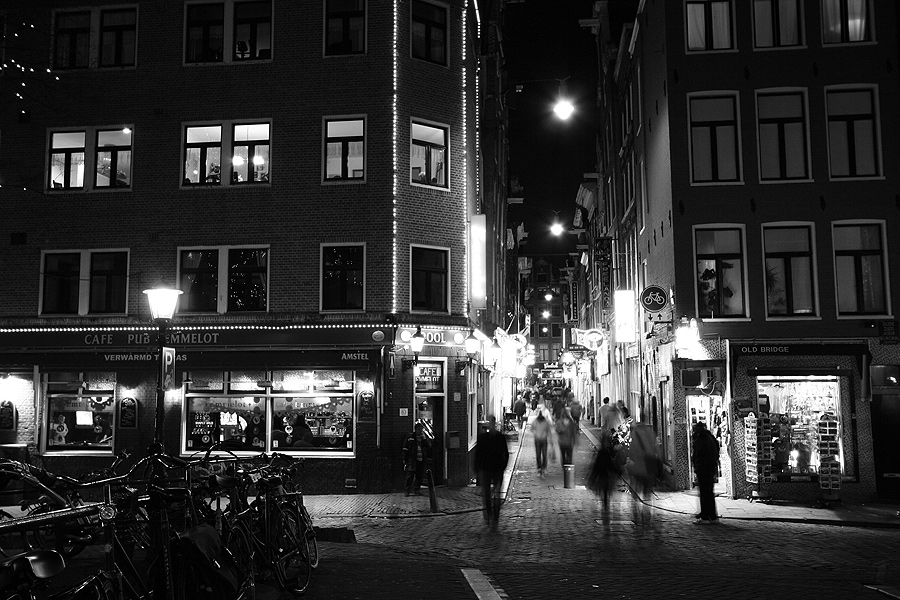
[589,429,622,519]
[474,416,509,528]
[692,421,721,523]
[402,423,431,496]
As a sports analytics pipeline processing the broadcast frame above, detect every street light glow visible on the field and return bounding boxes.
[553,98,574,120]
[550,222,564,235]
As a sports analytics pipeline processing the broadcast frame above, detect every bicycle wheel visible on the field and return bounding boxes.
[28,503,90,558]
[300,506,318,569]
[272,506,311,595]
[223,520,256,600]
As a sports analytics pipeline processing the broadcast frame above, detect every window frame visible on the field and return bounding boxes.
[410,244,450,314]
[684,0,735,53]
[821,0,873,45]
[184,0,273,65]
[320,243,366,312]
[694,225,749,320]
[832,221,889,317]
[688,92,743,185]
[825,86,882,180]
[324,0,366,56]
[411,0,448,66]
[232,0,272,61]
[99,7,138,68]
[39,249,130,316]
[47,126,134,193]
[753,0,804,49]
[43,375,116,456]
[182,120,271,187]
[762,223,818,318]
[323,116,366,183]
[410,119,449,189]
[177,245,270,315]
[756,89,811,182]
[53,7,139,71]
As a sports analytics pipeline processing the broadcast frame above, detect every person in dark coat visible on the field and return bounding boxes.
[588,429,622,519]
[513,395,527,429]
[401,423,431,496]
[691,421,721,523]
[474,415,509,528]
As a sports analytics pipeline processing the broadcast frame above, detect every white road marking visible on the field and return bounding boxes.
[461,568,504,600]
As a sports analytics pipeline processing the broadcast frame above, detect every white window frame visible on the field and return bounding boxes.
[409,244,450,314]
[821,0,874,46]
[752,0,804,50]
[755,88,812,183]
[824,85,882,181]
[693,224,750,321]
[47,126,134,193]
[177,245,270,315]
[322,115,366,183]
[761,222,819,319]
[181,120,272,187]
[410,118,450,190]
[684,0,735,53]
[832,220,890,319]
[687,91,743,186]
[39,249,130,316]
[320,242,366,312]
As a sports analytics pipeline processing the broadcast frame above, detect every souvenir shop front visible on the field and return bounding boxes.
[727,342,877,504]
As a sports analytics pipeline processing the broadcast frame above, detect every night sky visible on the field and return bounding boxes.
[504,0,599,258]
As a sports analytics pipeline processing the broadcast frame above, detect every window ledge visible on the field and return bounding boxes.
[752,45,808,52]
[322,179,366,186]
[759,178,813,185]
[690,180,745,187]
[764,315,822,321]
[411,182,450,192]
[836,314,893,320]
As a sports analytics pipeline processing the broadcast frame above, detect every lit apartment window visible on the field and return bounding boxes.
[322,244,365,311]
[685,0,734,51]
[324,118,365,181]
[40,250,128,315]
[763,225,816,316]
[411,246,449,313]
[695,227,746,318]
[53,11,90,69]
[325,0,365,55]
[833,223,886,315]
[826,87,880,178]
[689,94,740,183]
[822,0,871,44]
[49,131,85,190]
[95,129,132,188]
[411,0,447,65]
[99,8,137,67]
[411,121,447,187]
[753,0,802,48]
[757,91,809,181]
[183,122,270,186]
[233,1,272,60]
[179,247,269,314]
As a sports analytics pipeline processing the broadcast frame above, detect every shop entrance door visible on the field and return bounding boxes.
[872,394,900,499]
[686,394,727,494]
[415,396,445,485]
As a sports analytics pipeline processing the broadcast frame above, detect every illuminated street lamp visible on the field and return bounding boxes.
[143,287,182,447]
[465,329,480,361]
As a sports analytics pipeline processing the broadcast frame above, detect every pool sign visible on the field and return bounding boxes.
[639,285,668,313]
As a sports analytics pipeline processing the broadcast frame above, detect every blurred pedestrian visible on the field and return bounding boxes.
[588,429,622,519]
[401,423,431,496]
[530,409,551,476]
[616,399,631,420]
[569,396,583,430]
[555,409,577,465]
[691,421,720,523]
[626,423,661,524]
[598,396,613,429]
[474,415,509,528]
[552,393,565,420]
[606,399,624,432]
[513,394,527,429]
[529,391,538,412]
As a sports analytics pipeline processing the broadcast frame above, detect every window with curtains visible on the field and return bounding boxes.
[822,0,871,44]
[321,244,365,311]
[40,250,129,315]
[763,225,816,316]
[695,227,746,318]
[757,90,809,181]
[685,0,734,51]
[49,131,86,190]
[179,246,269,314]
[689,94,741,183]
[95,128,132,188]
[753,0,802,48]
[411,245,449,313]
[833,222,886,315]
[48,126,133,191]
[99,8,137,67]
[325,0,365,55]
[411,121,447,188]
[411,0,447,65]
[185,1,272,64]
[183,121,270,186]
[232,1,272,61]
[324,118,365,181]
[826,87,880,179]
[53,11,91,69]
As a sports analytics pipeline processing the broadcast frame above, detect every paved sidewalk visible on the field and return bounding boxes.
[305,411,900,529]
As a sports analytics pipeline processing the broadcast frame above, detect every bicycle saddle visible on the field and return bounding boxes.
[0,549,66,581]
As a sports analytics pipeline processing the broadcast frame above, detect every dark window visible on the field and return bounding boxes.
[695,228,745,318]
[325,119,365,180]
[99,8,137,67]
[180,249,220,312]
[42,253,81,314]
[827,88,879,178]
[411,247,448,312]
[95,129,132,188]
[228,248,268,312]
[753,0,801,48]
[757,92,808,180]
[325,0,365,55]
[233,1,271,60]
[54,11,90,69]
[834,223,886,315]
[89,252,128,314]
[764,226,815,316]
[186,3,225,63]
[322,245,364,310]
[690,95,740,183]
[412,0,446,65]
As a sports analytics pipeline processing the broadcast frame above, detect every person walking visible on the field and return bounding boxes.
[569,395,583,430]
[474,415,509,528]
[513,394,527,429]
[401,423,431,496]
[691,421,720,523]
[555,409,577,466]
[627,423,662,523]
[588,429,622,520]
[530,409,551,476]
[598,396,613,430]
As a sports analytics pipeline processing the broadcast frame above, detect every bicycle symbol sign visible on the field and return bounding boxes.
[640,285,668,312]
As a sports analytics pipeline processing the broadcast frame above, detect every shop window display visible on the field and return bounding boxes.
[756,376,843,475]
[44,372,116,453]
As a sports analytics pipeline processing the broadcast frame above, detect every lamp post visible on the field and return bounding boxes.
[143,287,182,449]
